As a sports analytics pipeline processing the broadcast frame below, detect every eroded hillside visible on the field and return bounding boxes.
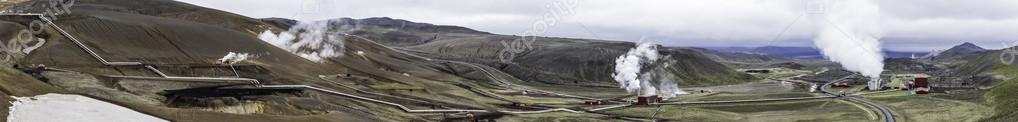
[0,0,760,121]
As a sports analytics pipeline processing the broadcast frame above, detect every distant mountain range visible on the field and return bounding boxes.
[704,46,929,60]
[260,17,490,34]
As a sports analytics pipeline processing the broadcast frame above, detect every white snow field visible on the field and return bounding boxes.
[7,93,167,122]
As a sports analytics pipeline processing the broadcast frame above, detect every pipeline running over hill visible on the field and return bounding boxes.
[19,12,632,116]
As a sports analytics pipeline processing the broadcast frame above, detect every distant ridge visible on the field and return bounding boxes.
[680,47,787,63]
[704,46,928,60]
[260,17,489,34]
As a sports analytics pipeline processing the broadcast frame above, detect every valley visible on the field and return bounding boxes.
[0,0,1014,122]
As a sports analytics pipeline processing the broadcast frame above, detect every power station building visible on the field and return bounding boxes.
[868,79,883,90]
[914,76,930,94]
[897,74,931,94]
[634,95,662,105]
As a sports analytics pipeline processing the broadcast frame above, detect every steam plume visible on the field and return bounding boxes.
[258,21,346,62]
[811,0,885,81]
[648,63,690,98]
[613,42,688,98]
[218,52,252,64]
[614,42,658,94]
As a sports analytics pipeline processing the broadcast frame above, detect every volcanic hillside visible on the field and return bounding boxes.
[0,0,549,121]
[902,42,1018,122]
[939,44,1018,122]
[264,17,756,88]
[679,47,787,63]
[0,0,755,121]
[923,42,988,63]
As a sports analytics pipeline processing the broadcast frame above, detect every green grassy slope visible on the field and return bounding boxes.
[660,48,759,86]
[947,47,1018,122]
[985,61,1018,122]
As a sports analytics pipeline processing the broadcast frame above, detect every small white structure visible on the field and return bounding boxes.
[809,84,819,92]
[868,79,883,90]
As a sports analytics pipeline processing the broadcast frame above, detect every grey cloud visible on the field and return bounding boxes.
[176,0,1018,51]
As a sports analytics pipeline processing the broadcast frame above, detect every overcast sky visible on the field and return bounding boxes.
[176,0,1018,52]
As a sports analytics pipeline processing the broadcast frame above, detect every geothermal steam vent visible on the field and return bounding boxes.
[613,42,688,99]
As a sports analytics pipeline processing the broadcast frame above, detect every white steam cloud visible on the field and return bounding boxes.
[258,21,346,62]
[613,42,688,98]
[218,52,252,64]
[614,42,659,94]
[811,0,885,81]
[644,63,690,98]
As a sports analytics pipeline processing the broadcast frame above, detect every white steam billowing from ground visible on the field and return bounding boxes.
[811,0,885,81]
[218,52,252,64]
[258,21,346,62]
[614,43,658,95]
[642,63,690,98]
[613,42,688,98]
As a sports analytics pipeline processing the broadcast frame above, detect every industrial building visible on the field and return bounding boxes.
[896,74,931,94]
[914,77,930,94]
[868,79,883,90]
[634,95,662,105]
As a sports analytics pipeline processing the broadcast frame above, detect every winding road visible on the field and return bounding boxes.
[817,74,897,122]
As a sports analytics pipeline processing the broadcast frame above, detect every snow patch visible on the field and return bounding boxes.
[7,94,167,122]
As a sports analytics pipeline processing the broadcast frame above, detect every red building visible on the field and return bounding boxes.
[915,87,930,94]
[914,77,930,94]
[635,95,660,105]
[914,77,929,88]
